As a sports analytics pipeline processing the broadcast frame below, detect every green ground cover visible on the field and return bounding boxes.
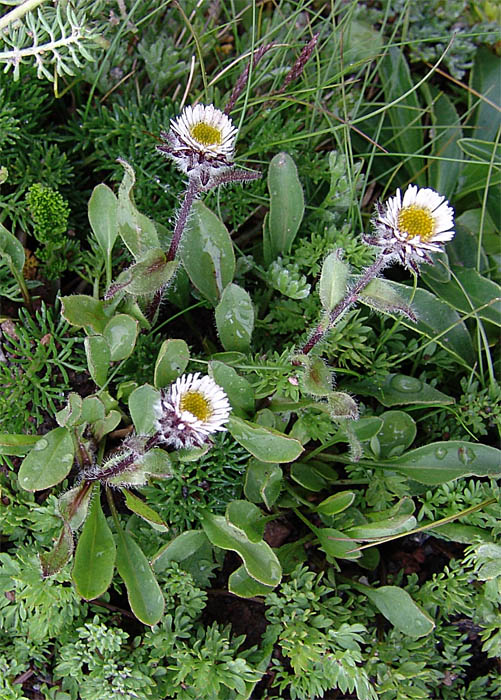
[0,1,500,698]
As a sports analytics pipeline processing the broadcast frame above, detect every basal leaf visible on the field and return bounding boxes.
[263,152,304,264]
[18,428,74,491]
[115,527,164,625]
[228,415,303,463]
[364,586,434,637]
[117,158,159,258]
[154,339,190,388]
[181,200,235,305]
[88,183,118,259]
[72,488,116,600]
[384,440,501,484]
[201,511,281,586]
[215,283,254,352]
[349,373,454,407]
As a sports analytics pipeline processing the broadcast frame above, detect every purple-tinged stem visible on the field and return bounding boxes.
[167,176,200,262]
[299,253,387,356]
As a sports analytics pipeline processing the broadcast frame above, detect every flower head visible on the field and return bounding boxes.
[154,373,231,450]
[371,185,455,273]
[157,104,238,185]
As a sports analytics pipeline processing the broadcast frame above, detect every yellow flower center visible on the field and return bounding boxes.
[180,391,213,421]
[190,122,222,146]
[397,205,435,241]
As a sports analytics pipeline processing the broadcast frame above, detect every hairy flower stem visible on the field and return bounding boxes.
[166,176,200,262]
[298,253,387,356]
[205,168,262,190]
[87,434,161,483]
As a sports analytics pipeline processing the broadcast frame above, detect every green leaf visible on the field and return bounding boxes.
[105,453,171,489]
[458,138,501,164]
[290,462,327,492]
[80,396,105,424]
[228,415,303,463]
[339,18,383,67]
[228,566,275,597]
[420,250,452,284]
[209,360,255,417]
[152,530,210,572]
[349,373,454,407]
[0,222,25,272]
[364,586,434,637]
[215,283,254,352]
[102,314,138,361]
[372,410,417,458]
[154,339,190,388]
[424,266,501,327]
[378,47,424,184]
[388,282,476,367]
[88,184,118,258]
[426,87,463,199]
[106,250,178,298]
[328,392,359,420]
[351,417,384,441]
[318,251,349,312]
[93,410,122,443]
[201,511,281,587]
[115,527,164,625]
[433,523,495,545]
[181,200,235,305]
[128,384,160,435]
[0,433,40,456]
[60,295,110,334]
[72,488,116,600]
[117,158,159,258]
[298,356,333,397]
[55,393,83,428]
[226,501,266,543]
[472,544,501,581]
[470,48,501,143]
[18,427,74,491]
[385,441,501,485]
[40,523,74,578]
[360,278,417,321]
[315,527,360,560]
[316,491,355,516]
[454,210,494,266]
[346,514,416,540]
[84,335,110,387]
[122,489,168,531]
[58,483,94,531]
[263,152,304,264]
[244,460,283,509]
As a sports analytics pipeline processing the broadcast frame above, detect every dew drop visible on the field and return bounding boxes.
[434,446,447,460]
[389,374,422,393]
[457,446,475,465]
[34,439,48,451]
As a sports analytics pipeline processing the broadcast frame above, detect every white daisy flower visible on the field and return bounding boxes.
[154,373,231,450]
[157,104,238,185]
[371,184,455,272]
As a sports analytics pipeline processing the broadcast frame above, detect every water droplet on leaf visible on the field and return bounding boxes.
[457,446,475,465]
[389,375,422,393]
